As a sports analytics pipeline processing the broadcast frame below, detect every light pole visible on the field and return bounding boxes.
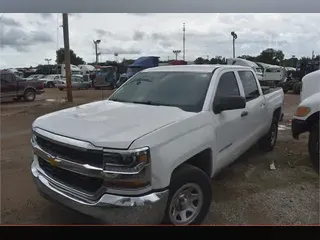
[183,23,186,61]
[231,31,237,58]
[93,39,101,64]
[45,58,52,65]
[173,50,181,60]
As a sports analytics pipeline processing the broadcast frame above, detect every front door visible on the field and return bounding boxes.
[212,70,248,170]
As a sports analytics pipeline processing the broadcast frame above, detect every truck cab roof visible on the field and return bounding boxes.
[143,64,253,73]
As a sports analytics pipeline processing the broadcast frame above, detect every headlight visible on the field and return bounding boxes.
[295,106,311,117]
[102,147,151,189]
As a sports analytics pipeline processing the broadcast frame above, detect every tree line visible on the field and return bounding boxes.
[36,47,319,70]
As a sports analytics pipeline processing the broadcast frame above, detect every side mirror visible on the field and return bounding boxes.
[213,96,246,114]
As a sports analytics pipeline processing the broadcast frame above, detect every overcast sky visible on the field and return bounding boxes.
[1,13,320,68]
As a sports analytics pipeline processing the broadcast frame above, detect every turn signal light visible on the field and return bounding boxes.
[295,106,310,117]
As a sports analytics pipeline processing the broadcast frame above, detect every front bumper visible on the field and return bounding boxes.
[291,118,309,139]
[31,158,168,224]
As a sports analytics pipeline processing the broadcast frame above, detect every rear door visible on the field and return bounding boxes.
[236,70,268,145]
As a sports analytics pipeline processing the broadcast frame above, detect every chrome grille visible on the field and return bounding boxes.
[35,134,104,168]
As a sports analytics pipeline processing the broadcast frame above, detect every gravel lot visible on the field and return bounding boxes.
[1,89,319,224]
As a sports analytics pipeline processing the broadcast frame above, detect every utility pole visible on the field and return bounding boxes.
[93,39,101,64]
[231,31,237,58]
[45,58,51,65]
[173,50,181,60]
[62,13,73,102]
[183,23,186,61]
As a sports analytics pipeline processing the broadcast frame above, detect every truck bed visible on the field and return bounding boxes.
[261,86,282,95]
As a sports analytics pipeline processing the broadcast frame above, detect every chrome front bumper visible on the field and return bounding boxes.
[31,158,168,224]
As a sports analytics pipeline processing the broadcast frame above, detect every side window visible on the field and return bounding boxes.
[0,73,14,83]
[215,72,240,99]
[238,71,260,101]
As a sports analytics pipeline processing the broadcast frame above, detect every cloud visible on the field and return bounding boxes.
[38,13,53,19]
[133,30,145,41]
[1,28,54,52]
[100,46,141,55]
[95,29,113,37]
[1,16,22,27]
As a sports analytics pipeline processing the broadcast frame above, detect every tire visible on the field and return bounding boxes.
[308,124,319,174]
[259,116,278,151]
[293,82,300,94]
[282,86,288,93]
[24,89,36,102]
[47,82,55,88]
[162,164,212,225]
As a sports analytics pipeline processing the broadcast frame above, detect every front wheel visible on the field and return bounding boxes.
[308,124,319,174]
[259,116,278,151]
[162,164,212,225]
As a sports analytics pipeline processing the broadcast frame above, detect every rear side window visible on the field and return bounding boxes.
[215,71,240,98]
[238,71,260,101]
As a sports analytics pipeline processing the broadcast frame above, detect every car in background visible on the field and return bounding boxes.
[38,74,64,88]
[24,74,46,81]
[56,75,90,90]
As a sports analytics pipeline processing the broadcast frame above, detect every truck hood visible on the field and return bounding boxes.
[33,100,196,149]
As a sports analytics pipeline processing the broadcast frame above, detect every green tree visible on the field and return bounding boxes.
[256,48,284,65]
[56,48,85,65]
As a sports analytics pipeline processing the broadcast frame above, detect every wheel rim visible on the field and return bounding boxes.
[168,183,203,225]
[270,123,277,146]
[26,91,34,100]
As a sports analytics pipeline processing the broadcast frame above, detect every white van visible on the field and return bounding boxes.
[291,70,320,173]
[57,64,82,77]
[227,58,263,81]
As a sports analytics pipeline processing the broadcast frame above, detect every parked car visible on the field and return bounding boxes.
[30,64,284,225]
[24,74,46,81]
[38,74,64,88]
[292,70,320,173]
[1,69,45,102]
[56,76,90,90]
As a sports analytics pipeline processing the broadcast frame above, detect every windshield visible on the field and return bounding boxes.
[255,67,263,73]
[46,75,57,80]
[72,71,82,75]
[100,67,114,73]
[109,71,212,112]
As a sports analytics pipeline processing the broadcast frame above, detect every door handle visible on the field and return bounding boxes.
[261,103,266,108]
[241,111,248,117]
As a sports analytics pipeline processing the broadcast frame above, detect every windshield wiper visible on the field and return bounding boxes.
[109,98,129,103]
[132,101,160,106]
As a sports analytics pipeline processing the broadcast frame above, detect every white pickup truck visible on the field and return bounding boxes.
[31,65,284,225]
[292,70,320,173]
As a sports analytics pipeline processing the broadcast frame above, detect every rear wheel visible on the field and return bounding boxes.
[47,82,55,88]
[162,164,212,225]
[308,124,319,174]
[24,89,36,102]
[293,82,300,94]
[259,116,278,151]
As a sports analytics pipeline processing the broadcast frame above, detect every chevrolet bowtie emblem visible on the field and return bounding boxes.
[47,155,58,167]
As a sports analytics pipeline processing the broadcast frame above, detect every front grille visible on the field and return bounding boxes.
[38,158,103,194]
[35,135,103,168]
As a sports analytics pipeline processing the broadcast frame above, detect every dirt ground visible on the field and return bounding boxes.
[1,89,319,224]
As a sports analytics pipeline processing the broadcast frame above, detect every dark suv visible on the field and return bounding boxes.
[1,70,45,102]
